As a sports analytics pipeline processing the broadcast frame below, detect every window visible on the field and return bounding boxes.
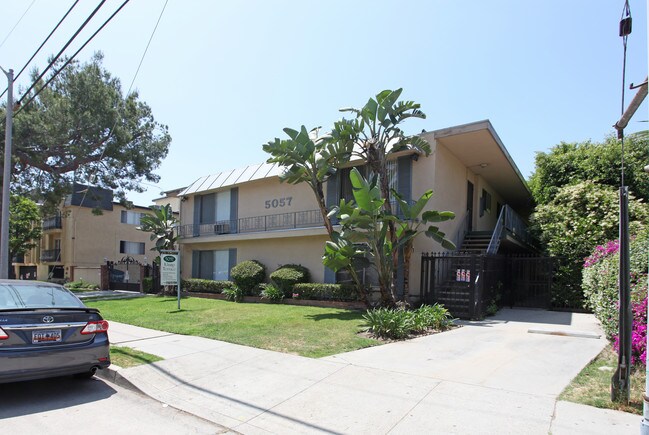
[339,165,367,202]
[121,210,146,225]
[480,189,492,216]
[195,249,234,280]
[213,250,230,280]
[120,241,145,255]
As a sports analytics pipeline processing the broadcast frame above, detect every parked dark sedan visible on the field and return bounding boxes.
[0,280,110,383]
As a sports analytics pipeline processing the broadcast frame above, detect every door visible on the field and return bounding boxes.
[466,181,474,231]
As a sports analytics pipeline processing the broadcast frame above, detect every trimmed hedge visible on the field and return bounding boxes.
[292,283,359,301]
[270,264,310,295]
[182,279,233,294]
[230,260,266,295]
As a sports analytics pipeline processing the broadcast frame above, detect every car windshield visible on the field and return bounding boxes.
[0,284,84,309]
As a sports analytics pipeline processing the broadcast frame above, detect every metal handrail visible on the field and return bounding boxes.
[486,207,506,255]
[486,205,533,254]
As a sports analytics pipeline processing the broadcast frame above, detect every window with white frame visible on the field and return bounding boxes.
[120,241,145,255]
[121,210,146,225]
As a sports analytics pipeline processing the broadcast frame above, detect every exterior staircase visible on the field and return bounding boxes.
[459,231,492,254]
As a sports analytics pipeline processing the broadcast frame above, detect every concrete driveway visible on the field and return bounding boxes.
[104,308,638,434]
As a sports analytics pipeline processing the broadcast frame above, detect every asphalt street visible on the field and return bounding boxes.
[0,375,233,435]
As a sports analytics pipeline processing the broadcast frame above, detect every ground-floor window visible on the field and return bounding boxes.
[194,249,236,281]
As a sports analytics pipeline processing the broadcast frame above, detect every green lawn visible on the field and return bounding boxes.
[560,345,645,415]
[89,296,378,358]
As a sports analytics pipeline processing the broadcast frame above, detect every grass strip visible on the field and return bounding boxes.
[559,345,645,415]
[110,346,163,368]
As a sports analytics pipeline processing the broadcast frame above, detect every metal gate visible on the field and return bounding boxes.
[507,256,553,309]
[421,253,553,319]
[108,256,143,291]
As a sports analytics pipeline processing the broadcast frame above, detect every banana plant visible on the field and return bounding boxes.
[137,203,178,256]
[324,168,455,306]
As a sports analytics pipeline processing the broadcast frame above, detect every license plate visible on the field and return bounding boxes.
[32,330,62,344]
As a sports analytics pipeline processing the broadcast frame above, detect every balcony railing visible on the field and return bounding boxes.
[40,249,61,262]
[42,215,62,230]
[178,209,325,238]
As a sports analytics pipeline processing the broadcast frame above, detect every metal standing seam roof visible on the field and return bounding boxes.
[180,162,283,196]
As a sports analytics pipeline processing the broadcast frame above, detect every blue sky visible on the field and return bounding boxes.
[1,0,647,206]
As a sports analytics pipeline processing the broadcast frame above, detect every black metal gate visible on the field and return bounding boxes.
[506,256,553,309]
[421,253,553,319]
[107,256,143,292]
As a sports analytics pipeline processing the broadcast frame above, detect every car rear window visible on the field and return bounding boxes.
[0,284,85,309]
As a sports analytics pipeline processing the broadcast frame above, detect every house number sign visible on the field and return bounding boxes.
[264,196,293,209]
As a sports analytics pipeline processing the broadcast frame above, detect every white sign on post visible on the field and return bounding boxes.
[161,252,179,285]
[160,250,181,309]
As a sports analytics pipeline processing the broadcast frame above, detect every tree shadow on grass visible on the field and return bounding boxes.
[304,312,365,322]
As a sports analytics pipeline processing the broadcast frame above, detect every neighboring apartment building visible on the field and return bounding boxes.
[13,184,156,284]
[175,120,536,303]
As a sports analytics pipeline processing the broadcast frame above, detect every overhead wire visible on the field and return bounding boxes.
[15,0,130,117]
[15,0,108,109]
[0,0,81,100]
[0,0,36,50]
[75,0,168,205]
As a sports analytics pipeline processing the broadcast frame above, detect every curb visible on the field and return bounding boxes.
[95,364,142,393]
[95,365,240,434]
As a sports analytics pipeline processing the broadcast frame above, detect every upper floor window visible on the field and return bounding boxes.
[121,210,146,225]
[339,161,398,202]
[120,241,145,255]
[480,189,492,216]
[198,190,230,224]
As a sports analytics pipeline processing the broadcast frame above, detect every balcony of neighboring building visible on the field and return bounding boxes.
[42,214,63,231]
[40,249,62,263]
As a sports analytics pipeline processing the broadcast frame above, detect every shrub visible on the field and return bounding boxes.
[260,283,284,302]
[222,285,244,302]
[363,308,414,339]
[532,181,647,309]
[270,264,310,295]
[292,283,358,301]
[230,260,266,295]
[363,304,455,339]
[182,279,233,294]
[142,277,156,294]
[414,304,454,331]
[613,296,647,366]
[583,230,648,339]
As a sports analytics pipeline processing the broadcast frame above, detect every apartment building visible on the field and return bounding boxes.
[174,120,536,303]
[13,184,156,284]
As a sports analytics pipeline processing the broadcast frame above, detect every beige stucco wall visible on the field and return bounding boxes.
[22,204,156,281]
[63,205,155,268]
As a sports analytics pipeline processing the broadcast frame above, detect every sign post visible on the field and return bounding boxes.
[160,250,181,310]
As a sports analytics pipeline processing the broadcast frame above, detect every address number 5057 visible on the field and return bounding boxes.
[265,197,292,209]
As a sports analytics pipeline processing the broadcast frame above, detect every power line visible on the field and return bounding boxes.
[0,0,36,49]
[81,0,168,201]
[16,0,108,108]
[0,0,81,100]
[15,0,130,117]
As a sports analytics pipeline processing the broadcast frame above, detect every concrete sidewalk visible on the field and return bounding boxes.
[99,309,640,434]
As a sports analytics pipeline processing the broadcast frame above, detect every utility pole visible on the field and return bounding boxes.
[0,68,13,280]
